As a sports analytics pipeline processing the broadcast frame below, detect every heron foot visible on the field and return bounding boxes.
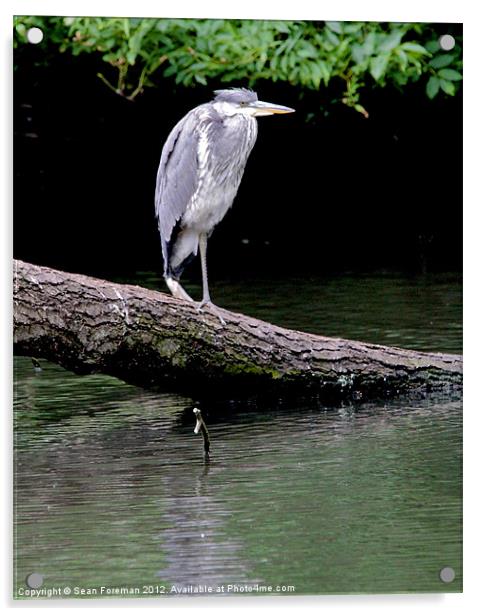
[197,300,226,325]
[165,277,194,302]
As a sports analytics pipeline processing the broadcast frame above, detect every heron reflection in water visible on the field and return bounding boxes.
[155,88,294,321]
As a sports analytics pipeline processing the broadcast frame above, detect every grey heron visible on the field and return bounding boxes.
[155,88,294,320]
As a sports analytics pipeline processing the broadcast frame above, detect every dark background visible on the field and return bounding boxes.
[14,37,462,283]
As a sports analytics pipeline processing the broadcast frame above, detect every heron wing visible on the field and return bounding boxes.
[155,108,206,243]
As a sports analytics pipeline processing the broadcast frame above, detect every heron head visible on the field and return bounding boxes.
[213,88,294,118]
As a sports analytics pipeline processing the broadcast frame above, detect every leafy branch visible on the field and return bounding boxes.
[14,17,462,113]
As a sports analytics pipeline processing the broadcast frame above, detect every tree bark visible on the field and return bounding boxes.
[13,259,462,401]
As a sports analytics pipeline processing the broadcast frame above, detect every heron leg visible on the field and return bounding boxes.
[197,233,226,325]
[165,276,194,302]
[199,232,211,305]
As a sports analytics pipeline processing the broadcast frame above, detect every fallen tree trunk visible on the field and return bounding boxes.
[13,259,462,401]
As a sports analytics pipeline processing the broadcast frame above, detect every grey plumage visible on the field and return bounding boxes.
[154,88,294,311]
[213,87,258,105]
[155,96,255,280]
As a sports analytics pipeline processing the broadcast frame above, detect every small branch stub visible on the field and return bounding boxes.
[193,407,211,461]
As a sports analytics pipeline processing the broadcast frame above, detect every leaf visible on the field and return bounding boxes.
[351,43,366,64]
[425,39,440,53]
[395,48,408,71]
[15,23,26,37]
[439,79,455,95]
[354,103,369,118]
[104,38,116,50]
[426,75,440,99]
[280,54,289,73]
[163,64,177,77]
[438,68,462,81]
[343,23,364,34]
[319,60,331,85]
[363,32,376,56]
[401,42,429,55]
[299,63,311,84]
[370,54,389,81]
[309,62,322,88]
[297,41,318,59]
[429,54,454,69]
[324,29,340,47]
[378,29,404,53]
[102,52,117,63]
[325,21,342,34]
[273,21,290,34]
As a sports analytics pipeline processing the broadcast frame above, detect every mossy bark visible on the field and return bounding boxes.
[13,260,462,401]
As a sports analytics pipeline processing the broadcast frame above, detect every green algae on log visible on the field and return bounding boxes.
[13,260,462,401]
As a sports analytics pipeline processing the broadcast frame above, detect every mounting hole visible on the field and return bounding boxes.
[26,572,44,589]
[439,34,455,51]
[439,566,455,583]
[27,27,44,44]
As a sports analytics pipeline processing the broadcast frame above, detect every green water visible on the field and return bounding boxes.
[13,272,462,597]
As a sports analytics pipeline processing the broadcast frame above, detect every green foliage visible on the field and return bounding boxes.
[13,16,462,114]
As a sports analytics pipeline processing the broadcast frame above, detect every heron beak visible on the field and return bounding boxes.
[251,101,295,116]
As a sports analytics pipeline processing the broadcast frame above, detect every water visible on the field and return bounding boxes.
[116,270,462,353]
[13,272,462,597]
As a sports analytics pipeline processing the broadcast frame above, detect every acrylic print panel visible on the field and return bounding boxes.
[13,16,462,598]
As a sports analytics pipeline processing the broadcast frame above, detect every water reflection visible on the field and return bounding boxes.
[156,462,256,590]
[14,357,462,595]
